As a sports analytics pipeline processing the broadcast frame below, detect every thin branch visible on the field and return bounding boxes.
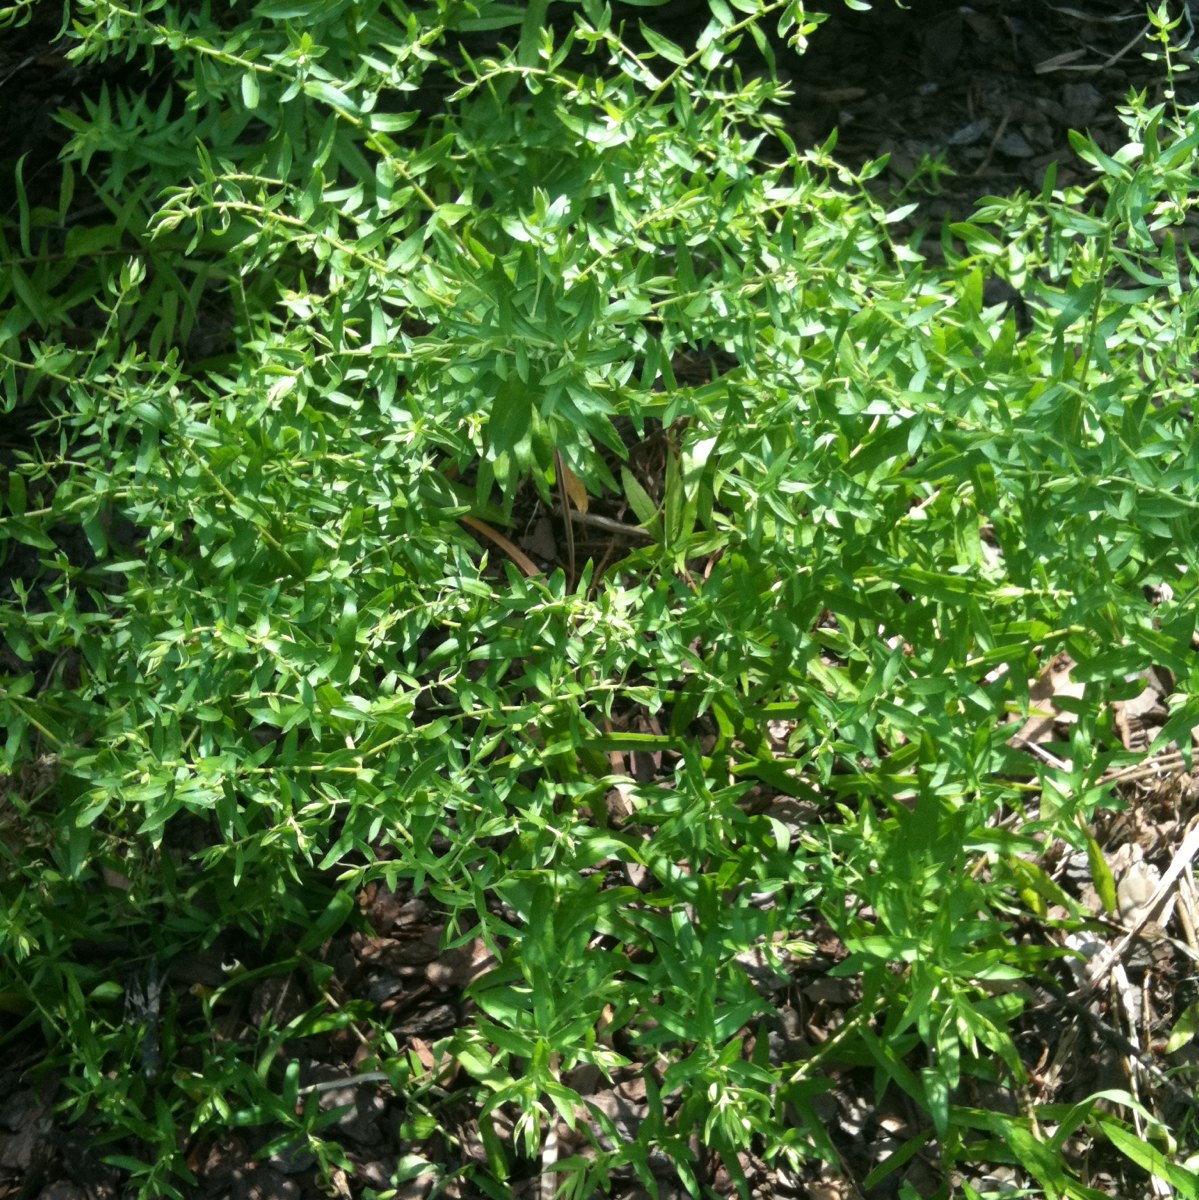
[551,506,654,541]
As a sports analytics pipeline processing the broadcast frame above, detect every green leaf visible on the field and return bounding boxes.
[14,153,31,258]
[1002,1119,1068,1195]
[366,111,419,133]
[241,70,260,108]
[453,1039,512,1092]
[1166,1002,1199,1054]
[517,0,550,67]
[487,378,534,459]
[621,468,660,532]
[5,519,55,550]
[1084,828,1118,916]
[6,471,26,518]
[639,22,687,64]
[335,593,358,655]
[1098,1118,1199,1197]
[1007,857,1075,917]
[297,891,355,954]
[8,266,52,328]
[863,1129,933,1190]
[1068,129,1131,181]
[302,78,360,116]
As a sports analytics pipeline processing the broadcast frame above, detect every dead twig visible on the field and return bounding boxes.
[1036,21,1150,73]
[1099,748,1191,788]
[551,505,654,540]
[972,111,1010,178]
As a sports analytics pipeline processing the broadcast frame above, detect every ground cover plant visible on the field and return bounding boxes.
[2,0,1199,1195]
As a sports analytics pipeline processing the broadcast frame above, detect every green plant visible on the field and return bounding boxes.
[2,0,1199,1195]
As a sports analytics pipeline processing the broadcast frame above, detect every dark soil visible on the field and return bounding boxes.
[2,3,1196,1198]
[786,0,1183,215]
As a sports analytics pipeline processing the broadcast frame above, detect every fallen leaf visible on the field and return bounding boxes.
[560,459,589,513]
[1009,652,1084,746]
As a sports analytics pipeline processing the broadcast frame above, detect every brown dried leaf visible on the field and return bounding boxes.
[1009,652,1084,746]
[101,865,132,891]
[408,1032,453,1089]
[561,460,589,513]
[358,883,405,935]
[409,1036,437,1073]
[425,937,496,989]
[1112,667,1170,750]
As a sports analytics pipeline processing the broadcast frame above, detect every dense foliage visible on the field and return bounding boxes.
[2,0,1198,1195]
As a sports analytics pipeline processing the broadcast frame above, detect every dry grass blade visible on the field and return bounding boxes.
[554,448,575,587]
[460,514,542,577]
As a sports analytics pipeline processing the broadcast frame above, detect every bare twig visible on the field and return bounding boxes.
[298,1071,394,1096]
[972,111,1010,178]
[1099,748,1190,787]
[551,506,654,540]
[1036,21,1149,73]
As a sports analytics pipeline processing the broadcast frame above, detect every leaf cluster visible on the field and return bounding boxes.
[2,0,1199,1196]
